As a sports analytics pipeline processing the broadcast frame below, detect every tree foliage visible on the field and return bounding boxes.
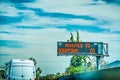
[36,67,42,80]
[28,57,42,80]
[28,57,37,67]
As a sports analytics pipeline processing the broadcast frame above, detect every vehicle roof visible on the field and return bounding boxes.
[10,59,34,66]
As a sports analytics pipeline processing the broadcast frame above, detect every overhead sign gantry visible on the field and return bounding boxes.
[57,42,109,70]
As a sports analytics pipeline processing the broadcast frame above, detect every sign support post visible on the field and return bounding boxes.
[96,56,101,70]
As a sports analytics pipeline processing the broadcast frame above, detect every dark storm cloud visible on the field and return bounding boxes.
[0,40,25,48]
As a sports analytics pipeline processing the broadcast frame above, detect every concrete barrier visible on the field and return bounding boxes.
[57,67,120,80]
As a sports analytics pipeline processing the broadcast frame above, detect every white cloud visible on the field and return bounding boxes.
[0,27,120,75]
[0,3,19,16]
[21,0,120,32]
[1,28,120,56]
[0,28,71,75]
[25,0,119,20]
[101,21,120,31]
[14,16,98,27]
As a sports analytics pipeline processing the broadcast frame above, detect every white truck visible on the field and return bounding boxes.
[6,59,36,80]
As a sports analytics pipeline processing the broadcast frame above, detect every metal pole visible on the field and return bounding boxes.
[96,56,100,70]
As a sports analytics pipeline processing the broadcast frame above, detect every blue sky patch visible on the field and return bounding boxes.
[111,40,120,42]
[103,0,120,5]
[0,15,24,25]
[15,5,97,20]
[0,31,14,34]
[32,8,97,20]
[58,25,110,33]
[14,6,98,20]
[0,53,10,56]
[16,26,43,29]
[0,40,25,48]
[111,31,120,34]
[0,0,36,3]
[10,0,36,3]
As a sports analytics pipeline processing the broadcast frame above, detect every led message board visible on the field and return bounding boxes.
[57,42,103,56]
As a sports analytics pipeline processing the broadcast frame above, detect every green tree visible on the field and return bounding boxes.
[70,33,74,42]
[40,74,56,80]
[76,31,80,42]
[0,69,6,79]
[28,57,42,80]
[66,31,92,74]
[36,67,42,80]
[28,57,37,67]
[55,72,61,78]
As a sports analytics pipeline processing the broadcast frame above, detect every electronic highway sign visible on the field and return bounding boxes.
[57,42,104,56]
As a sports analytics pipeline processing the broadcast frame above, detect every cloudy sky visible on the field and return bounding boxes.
[0,0,120,75]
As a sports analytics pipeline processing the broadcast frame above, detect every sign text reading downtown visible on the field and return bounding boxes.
[57,42,103,56]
